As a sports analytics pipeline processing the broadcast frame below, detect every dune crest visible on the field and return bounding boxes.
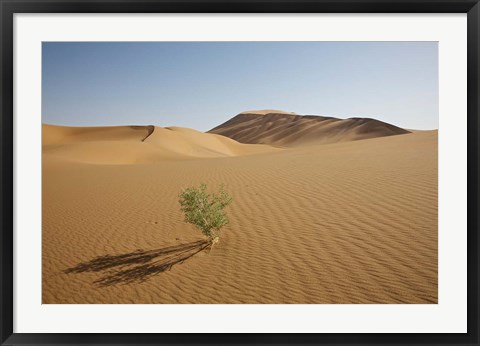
[42,124,279,165]
[239,109,297,115]
[209,111,410,147]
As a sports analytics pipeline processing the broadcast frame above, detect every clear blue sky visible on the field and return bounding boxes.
[42,42,438,131]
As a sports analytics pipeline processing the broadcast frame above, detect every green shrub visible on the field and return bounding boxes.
[179,183,232,245]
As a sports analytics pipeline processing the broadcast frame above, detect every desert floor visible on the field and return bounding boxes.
[42,129,437,304]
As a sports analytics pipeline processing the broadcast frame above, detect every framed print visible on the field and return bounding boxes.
[1,0,479,345]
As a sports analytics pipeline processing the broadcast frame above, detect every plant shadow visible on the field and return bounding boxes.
[64,239,210,287]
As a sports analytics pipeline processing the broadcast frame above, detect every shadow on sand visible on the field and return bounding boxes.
[64,240,210,286]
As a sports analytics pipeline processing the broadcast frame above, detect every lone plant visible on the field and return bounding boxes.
[179,183,232,246]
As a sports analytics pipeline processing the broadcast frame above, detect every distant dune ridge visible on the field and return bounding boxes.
[43,109,411,165]
[208,110,411,147]
[42,124,279,164]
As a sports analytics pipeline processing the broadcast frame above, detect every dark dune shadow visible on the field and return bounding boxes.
[64,240,210,286]
[130,125,155,142]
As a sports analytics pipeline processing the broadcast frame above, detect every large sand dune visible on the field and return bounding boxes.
[208,110,410,147]
[43,124,279,164]
[43,122,437,304]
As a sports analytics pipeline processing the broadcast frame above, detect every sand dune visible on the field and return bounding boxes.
[43,124,279,164]
[239,109,297,115]
[43,128,437,304]
[208,110,410,147]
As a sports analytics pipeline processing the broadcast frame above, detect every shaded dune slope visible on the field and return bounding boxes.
[208,111,410,147]
[42,124,279,164]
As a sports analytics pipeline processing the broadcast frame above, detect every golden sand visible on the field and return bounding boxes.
[42,124,437,304]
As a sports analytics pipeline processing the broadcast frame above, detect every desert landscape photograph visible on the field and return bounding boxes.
[42,42,438,304]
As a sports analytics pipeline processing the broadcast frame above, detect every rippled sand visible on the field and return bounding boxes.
[42,126,437,304]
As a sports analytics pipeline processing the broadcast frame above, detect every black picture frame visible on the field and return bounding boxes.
[1,1,479,345]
